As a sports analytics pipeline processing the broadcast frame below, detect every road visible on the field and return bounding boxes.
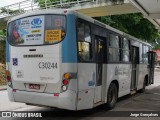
[0,70,160,119]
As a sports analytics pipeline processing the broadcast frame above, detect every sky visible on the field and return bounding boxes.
[0,0,24,7]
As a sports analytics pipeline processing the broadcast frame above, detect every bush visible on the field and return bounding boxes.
[0,64,6,85]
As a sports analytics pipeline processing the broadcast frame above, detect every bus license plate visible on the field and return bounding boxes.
[29,84,40,90]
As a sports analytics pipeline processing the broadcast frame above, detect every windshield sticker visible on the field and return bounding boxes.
[45,30,61,43]
[9,16,44,45]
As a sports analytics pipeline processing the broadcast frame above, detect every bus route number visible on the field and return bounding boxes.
[38,62,58,69]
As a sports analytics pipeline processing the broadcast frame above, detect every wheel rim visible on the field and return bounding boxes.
[109,88,116,103]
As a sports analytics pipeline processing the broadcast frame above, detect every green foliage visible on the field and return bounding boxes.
[0,64,6,85]
[0,30,6,36]
[36,0,87,8]
[37,0,59,8]
[0,40,5,64]
[95,13,160,49]
[0,7,24,15]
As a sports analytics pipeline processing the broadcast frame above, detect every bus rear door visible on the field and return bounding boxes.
[131,46,139,92]
[148,51,156,84]
[94,36,106,103]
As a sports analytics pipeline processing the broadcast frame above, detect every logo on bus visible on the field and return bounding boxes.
[31,18,42,25]
[31,18,42,28]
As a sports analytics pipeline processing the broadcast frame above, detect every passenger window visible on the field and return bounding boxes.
[140,43,143,63]
[122,38,130,62]
[77,21,92,62]
[109,34,120,62]
[143,45,149,63]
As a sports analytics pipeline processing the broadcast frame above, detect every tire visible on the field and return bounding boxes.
[140,80,146,93]
[104,83,118,110]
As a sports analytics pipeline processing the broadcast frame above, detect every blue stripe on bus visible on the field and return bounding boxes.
[62,14,77,63]
[6,40,10,62]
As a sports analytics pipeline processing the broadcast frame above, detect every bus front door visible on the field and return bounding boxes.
[131,46,139,91]
[94,36,106,103]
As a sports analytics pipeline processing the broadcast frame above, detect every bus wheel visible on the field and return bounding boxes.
[104,83,118,110]
[140,80,146,93]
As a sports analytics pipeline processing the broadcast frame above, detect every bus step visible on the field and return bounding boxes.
[130,90,136,95]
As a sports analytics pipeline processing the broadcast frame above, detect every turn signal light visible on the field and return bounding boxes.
[64,73,69,79]
[64,73,72,79]
[6,70,10,76]
[7,76,11,81]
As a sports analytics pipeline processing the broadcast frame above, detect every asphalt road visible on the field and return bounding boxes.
[0,70,160,120]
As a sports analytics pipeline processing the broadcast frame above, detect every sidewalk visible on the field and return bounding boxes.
[0,85,7,91]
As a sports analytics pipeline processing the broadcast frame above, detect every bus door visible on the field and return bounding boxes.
[147,51,156,84]
[131,46,139,91]
[94,36,106,103]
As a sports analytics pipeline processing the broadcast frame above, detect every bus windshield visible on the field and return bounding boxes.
[7,15,66,46]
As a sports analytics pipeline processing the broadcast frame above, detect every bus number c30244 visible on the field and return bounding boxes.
[38,62,58,69]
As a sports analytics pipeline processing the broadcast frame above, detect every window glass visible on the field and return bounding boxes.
[109,33,120,62]
[93,26,106,37]
[109,34,119,48]
[123,38,129,50]
[140,43,143,63]
[95,39,104,62]
[77,21,92,62]
[78,42,91,61]
[122,50,130,62]
[84,25,91,42]
[122,38,130,62]
[144,45,149,63]
[7,15,66,46]
[77,22,85,41]
[109,48,120,62]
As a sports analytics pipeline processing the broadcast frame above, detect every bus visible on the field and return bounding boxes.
[6,9,155,110]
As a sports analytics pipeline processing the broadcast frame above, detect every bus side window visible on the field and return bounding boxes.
[77,21,92,62]
[140,43,143,63]
[122,38,130,62]
[108,33,120,62]
[143,45,149,63]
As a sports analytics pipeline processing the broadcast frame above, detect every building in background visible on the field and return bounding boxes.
[153,50,160,66]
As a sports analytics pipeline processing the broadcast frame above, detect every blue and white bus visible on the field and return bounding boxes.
[6,9,155,110]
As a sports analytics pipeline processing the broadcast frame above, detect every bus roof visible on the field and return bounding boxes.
[8,9,152,47]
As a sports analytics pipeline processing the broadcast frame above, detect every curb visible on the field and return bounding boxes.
[0,87,7,91]
[0,88,7,91]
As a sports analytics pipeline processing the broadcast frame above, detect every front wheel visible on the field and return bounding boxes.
[104,83,118,110]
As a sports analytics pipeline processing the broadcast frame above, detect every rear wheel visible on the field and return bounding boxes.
[140,80,146,93]
[104,83,118,110]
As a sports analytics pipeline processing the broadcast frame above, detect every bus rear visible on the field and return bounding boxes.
[6,10,78,110]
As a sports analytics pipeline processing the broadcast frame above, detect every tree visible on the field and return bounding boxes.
[0,40,5,64]
[95,13,160,49]
[36,0,84,8]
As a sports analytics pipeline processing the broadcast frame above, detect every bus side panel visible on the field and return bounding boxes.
[60,63,78,109]
[61,14,78,110]
[6,40,15,101]
[62,14,77,63]
[106,64,132,98]
[77,63,96,110]
[137,64,148,90]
